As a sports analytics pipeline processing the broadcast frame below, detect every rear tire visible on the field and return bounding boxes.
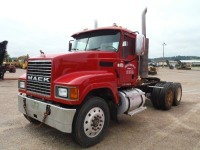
[151,82,166,109]
[160,82,174,110]
[72,96,110,147]
[172,82,182,106]
[151,83,163,109]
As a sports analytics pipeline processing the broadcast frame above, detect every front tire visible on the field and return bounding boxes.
[72,96,110,147]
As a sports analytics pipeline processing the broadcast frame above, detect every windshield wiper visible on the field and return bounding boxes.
[89,47,100,50]
[71,48,79,51]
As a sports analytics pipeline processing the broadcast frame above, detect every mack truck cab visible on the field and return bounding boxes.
[18,8,182,147]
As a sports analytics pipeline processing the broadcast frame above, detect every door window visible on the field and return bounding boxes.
[122,36,135,58]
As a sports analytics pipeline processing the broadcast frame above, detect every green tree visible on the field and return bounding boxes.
[4,50,10,62]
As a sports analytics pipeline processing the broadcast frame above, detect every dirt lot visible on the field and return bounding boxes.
[0,68,200,150]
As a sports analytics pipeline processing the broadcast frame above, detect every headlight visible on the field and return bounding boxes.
[55,86,79,100]
[57,87,68,98]
[18,80,25,89]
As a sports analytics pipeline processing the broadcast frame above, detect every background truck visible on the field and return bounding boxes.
[18,8,182,147]
[4,63,16,73]
[175,59,191,70]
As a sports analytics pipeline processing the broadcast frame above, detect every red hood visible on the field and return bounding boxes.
[29,51,118,81]
[30,53,69,59]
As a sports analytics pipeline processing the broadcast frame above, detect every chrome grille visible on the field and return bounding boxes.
[27,60,52,97]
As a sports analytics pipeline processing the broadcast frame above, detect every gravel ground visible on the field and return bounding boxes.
[0,68,200,150]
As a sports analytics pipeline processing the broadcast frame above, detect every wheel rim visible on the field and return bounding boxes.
[84,107,105,138]
[167,89,173,106]
[177,87,182,102]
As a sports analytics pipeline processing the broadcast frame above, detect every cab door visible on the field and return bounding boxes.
[118,34,138,87]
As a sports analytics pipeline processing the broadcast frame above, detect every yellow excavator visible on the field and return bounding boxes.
[15,55,29,69]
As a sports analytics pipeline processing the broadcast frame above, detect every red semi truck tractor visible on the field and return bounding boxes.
[18,8,182,147]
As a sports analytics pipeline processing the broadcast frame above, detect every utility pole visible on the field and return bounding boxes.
[162,42,166,68]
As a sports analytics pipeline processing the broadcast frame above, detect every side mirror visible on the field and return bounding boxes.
[135,34,145,56]
[68,40,74,51]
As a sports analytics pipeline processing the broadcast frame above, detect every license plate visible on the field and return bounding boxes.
[31,101,39,110]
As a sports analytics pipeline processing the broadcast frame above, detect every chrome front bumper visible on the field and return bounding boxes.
[18,94,76,133]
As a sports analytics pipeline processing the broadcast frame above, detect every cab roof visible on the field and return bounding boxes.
[71,26,138,37]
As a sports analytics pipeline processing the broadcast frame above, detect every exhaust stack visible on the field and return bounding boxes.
[142,8,147,37]
[94,20,98,29]
[140,8,149,78]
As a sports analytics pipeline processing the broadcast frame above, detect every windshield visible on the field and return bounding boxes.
[72,30,120,51]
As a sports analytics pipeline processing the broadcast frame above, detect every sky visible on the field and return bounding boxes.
[0,0,200,58]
